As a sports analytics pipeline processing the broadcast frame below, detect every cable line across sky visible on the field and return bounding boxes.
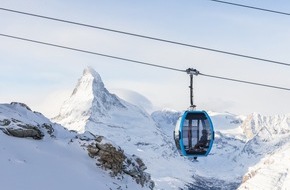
[0,33,289,92]
[0,7,290,67]
[206,0,290,16]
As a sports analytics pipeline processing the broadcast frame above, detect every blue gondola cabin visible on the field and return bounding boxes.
[174,110,214,157]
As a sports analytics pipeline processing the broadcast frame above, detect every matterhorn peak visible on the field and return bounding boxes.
[71,66,104,97]
[54,67,126,132]
[83,66,98,75]
[83,66,103,83]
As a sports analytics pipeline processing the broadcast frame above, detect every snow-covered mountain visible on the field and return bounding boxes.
[2,67,289,190]
[54,67,195,189]
[237,113,290,189]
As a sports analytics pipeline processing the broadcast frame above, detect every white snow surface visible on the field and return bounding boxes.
[2,67,290,190]
[0,102,144,190]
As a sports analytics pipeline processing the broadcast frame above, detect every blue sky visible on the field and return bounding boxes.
[0,0,290,117]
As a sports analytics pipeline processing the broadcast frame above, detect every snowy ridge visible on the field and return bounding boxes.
[0,102,71,139]
[241,113,290,139]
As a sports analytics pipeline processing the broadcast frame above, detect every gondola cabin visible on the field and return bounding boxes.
[174,110,214,157]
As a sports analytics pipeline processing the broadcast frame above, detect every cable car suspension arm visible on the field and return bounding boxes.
[186,68,200,109]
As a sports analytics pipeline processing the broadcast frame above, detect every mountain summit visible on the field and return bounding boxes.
[54,67,126,132]
[54,67,166,151]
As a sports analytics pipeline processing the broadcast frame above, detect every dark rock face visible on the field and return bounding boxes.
[87,137,155,190]
[0,120,44,140]
[4,127,43,139]
[10,102,32,111]
[0,119,11,126]
[188,175,240,190]
[0,102,58,140]
[42,123,55,137]
[96,143,125,176]
[0,117,57,140]
[123,154,153,189]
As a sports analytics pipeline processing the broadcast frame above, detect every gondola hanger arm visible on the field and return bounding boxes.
[186,68,200,76]
[185,68,199,109]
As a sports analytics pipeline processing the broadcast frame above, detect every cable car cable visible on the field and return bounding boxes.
[0,33,183,73]
[0,33,289,92]
[205,0,290,16]
[0,7,290,67]
[199,73,290,91]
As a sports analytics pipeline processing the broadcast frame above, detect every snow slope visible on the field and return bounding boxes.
[0,102,150,190]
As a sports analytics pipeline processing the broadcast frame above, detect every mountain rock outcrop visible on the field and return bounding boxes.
[87,135,154,189]
[0,102,58,139]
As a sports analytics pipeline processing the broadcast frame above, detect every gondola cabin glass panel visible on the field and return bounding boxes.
[174,110,214,157]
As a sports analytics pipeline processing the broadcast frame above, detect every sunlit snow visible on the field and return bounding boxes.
[1,68,289,190]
